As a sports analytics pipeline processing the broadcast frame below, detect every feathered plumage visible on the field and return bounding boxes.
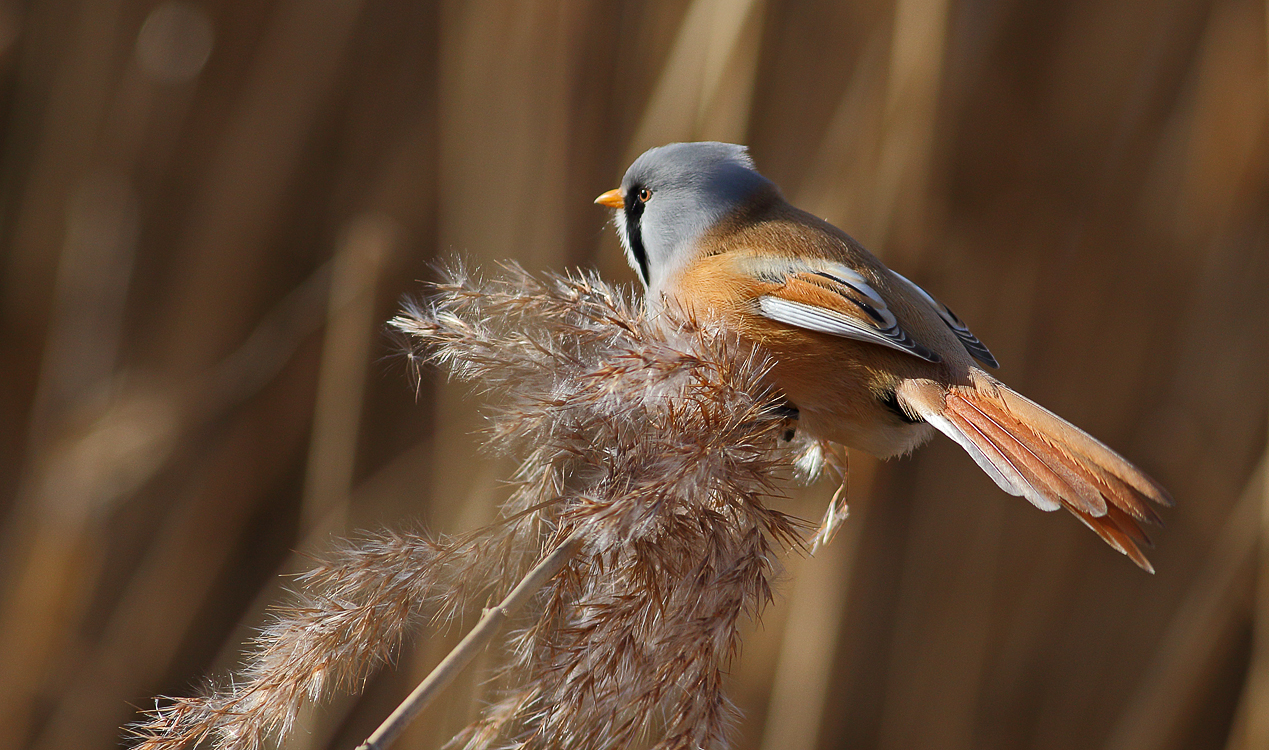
[600,141,1172,570]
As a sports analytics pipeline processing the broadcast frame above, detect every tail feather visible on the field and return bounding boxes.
[925,409,1060,512]
[898,370,1170,572]
[983,371,1172,508]
[948,395,1108,517]
[1084,462,1165,526]
[1068,504,1155,573]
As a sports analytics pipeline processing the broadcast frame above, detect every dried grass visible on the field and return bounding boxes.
[130,264,832,750]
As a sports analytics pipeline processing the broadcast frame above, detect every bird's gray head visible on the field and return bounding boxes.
[599,142,776,293]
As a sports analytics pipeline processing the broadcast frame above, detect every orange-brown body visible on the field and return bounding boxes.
[667,195,960,457]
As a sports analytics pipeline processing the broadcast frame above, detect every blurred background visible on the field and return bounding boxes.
[0,0,1265,748]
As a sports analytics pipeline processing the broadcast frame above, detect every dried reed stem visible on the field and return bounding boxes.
[358,533,584,750]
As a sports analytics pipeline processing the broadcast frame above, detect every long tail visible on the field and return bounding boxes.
[898,370,1172,572]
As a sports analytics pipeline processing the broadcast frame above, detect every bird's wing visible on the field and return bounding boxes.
[890,271,998,368]
[746,258,943,363]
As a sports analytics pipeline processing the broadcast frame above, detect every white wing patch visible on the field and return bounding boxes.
[816,262,886,307]
[892,272,999,368]
[742,256,942,363]
[757,295,941,363]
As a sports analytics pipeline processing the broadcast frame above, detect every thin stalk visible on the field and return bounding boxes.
[356,534,584,750]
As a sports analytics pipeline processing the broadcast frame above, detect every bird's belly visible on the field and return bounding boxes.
[767,355,936,458]
[795,400,936,458]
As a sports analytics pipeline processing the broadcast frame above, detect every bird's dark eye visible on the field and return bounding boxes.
[637,187,652,203]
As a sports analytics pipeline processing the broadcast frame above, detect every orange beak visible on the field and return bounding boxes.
[594,188,624,208]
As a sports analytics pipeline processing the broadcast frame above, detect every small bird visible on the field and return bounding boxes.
[596,141,1171,571]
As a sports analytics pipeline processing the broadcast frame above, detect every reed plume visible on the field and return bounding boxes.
[130,263,833,750]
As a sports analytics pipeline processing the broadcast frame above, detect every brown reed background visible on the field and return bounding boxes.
[0,0,1265,748]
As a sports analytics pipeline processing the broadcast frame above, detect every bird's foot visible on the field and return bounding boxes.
[769,401,800,441]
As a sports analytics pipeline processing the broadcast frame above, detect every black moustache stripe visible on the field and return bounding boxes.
[624,192,650,285]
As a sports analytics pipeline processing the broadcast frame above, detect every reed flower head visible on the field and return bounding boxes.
[131,262,834,750]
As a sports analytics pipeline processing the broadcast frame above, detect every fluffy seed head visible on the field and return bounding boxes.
[130,263,835,750]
